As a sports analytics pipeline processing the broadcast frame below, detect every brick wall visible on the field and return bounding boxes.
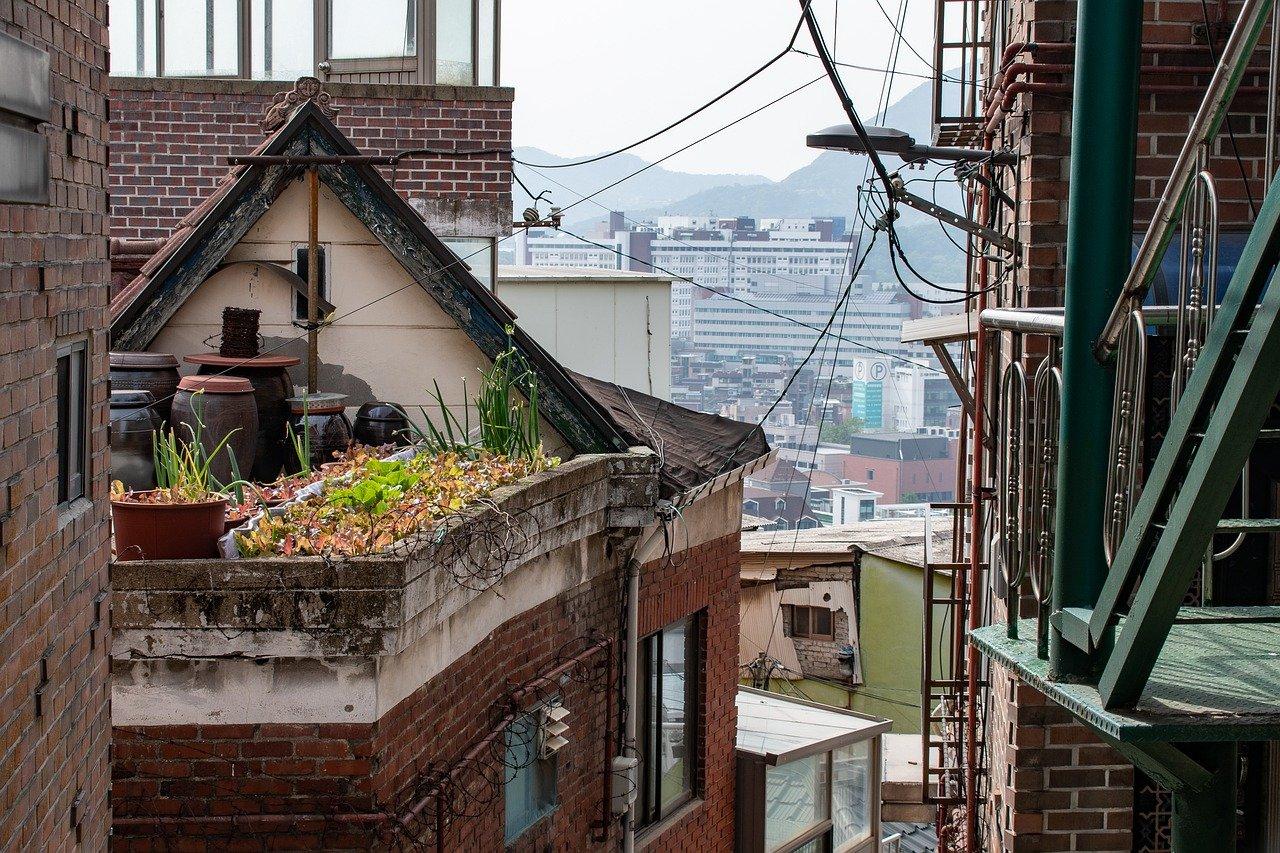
[976,2,1270,849]
[985,664,1134,852]
[108,77,513,242]
[0,3,113,851]
[111,530,743,851]
[995,0,1268,309]
[637,531,741,852]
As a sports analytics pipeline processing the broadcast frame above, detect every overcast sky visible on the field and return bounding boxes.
[501,0,936,181]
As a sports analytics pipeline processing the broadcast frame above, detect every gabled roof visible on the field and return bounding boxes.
[109,101,625,455]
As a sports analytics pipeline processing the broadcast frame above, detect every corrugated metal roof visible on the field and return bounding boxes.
[882,821,938,853]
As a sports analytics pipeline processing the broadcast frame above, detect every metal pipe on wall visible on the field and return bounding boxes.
[1049,0,1146,680]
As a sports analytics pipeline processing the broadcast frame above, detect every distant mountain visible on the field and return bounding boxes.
[512,148,770,215]
[517,77,969,283]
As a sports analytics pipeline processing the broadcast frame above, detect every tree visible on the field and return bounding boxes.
[818,418,864,445]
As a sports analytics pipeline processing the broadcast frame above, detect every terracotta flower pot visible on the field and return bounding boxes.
[112,493,229,561]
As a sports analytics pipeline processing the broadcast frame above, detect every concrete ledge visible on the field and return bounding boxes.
[109,75,515,102]
[112,449,659,660]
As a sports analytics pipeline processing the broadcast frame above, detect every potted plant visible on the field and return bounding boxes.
[112,403,248,561]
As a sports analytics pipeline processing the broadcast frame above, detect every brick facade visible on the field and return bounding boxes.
[637,531,741,851]
[985,664,1134,852]
[111,530,742,851]
[979,3,1270,849]
[0,3,113,851]
[107,77,513,243]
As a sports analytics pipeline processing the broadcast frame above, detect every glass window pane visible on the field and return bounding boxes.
[435,0,474,84]
[503,711,557,842]
[659,619,691,811]
[476,0,495,86]
[163,0,240,76]
[441,237,495,290]
[814,607,832,638]
[329,0,416,59]
[56,353,71,504]
[252,0,314,80]
[832,741,872,849]
[795,606,810,638]
[109,0,158,76]
[765,754,830,850]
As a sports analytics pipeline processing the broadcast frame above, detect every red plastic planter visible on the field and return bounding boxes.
[111,494,229,561]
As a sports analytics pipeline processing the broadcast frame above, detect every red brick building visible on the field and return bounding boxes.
[0,4,113,850]
[103,117,768,845]
[933,1,1278,851]
[106,0,513,293]
[839,432,957,504]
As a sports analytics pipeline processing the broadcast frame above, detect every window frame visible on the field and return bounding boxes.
[786,605,835,641]
[110,0,500,84]
[637,612,701,828]
[56,339,90,508]
[502,704,559,843]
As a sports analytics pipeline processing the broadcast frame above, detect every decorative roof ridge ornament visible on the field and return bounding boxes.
[261,76,339,133]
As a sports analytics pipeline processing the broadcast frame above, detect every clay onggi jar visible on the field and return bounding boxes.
[170,375,258,487]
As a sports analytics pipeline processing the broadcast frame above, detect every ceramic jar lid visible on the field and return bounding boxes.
[356,402,407,422]
[177,375,254,394]
[288,392,348,415]
[110,351,180,369]
[110,390,157,408]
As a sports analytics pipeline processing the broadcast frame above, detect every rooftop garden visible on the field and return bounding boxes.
[111,339,558,562]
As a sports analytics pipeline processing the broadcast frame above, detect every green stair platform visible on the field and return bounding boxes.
[973,609,1280,744]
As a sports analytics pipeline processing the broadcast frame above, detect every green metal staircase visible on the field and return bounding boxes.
[1053,166,1280,708]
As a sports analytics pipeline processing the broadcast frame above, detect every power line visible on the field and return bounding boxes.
[799,0,894,197]
[535,75,827,221]
[513,1,816,170]
[555,226,935,372]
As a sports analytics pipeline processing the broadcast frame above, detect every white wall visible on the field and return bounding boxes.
[496,265,672,399]
[148,178,572,457]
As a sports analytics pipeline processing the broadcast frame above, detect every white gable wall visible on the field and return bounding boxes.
[149,178,572,458]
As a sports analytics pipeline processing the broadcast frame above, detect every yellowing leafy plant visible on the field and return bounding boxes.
[234,450,556,558]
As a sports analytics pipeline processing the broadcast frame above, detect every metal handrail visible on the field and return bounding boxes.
[1104,310,1148,563]
[1028,355,1062,660]
[1094,0,1274,361]
[996,361,1029,632]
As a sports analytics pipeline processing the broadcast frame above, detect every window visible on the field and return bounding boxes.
[831,740,872,849]
[865,469,874,481]
[441,236,496,290]
[109,0,158,76]
[328,0,416,59]
[163,0,242,76]
[786,605,834,641]
[434,0,472,84]
[638,614,699,826]
[503,709,557,842]
[765,753,830,850]
[110,0,499,84]
[858,500,874,522]
[293,244,329,320]
[56,341,89,505]
[252,0,314,79]
[476,0,497,86]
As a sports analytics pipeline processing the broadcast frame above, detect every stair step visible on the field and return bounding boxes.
[1191,428,1280,442]
[1152,517,1280,533]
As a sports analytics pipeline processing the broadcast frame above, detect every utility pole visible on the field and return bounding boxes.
[1050,0,1145,680]
[306,166,320,394]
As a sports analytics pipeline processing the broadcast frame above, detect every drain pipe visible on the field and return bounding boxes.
[621,506,675,852]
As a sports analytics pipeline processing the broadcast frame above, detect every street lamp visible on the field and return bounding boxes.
[806,123,1017,167]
